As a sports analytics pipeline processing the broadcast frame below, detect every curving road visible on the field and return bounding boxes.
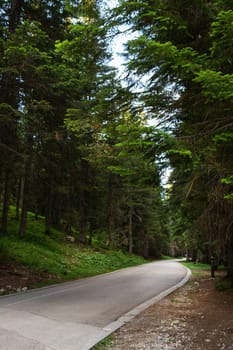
[0,260,190,350]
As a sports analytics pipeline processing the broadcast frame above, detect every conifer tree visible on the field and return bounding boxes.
[113,0,233,273]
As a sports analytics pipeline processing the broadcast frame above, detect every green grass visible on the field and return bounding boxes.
[181,261,211,277]
[0,206,147,285]
[161,255,174,260]
[0,237,147,280]
[91,336,113,350]
[182,261,233,291]
[181,261,210,270]
[161,255,184,260]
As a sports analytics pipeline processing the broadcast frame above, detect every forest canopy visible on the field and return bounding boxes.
[0,0,233,279]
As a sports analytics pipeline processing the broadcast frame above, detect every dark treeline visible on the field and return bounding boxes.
[1,0,233,278]
[0,0,167,258]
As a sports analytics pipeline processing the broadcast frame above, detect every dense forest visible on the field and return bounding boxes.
[0,1,233,279]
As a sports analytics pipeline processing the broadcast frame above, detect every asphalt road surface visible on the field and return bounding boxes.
[0,260,190,350]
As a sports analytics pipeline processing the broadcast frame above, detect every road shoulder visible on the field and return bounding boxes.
[93,270,233,350]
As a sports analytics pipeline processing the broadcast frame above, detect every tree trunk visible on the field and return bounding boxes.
[143,231,149,258]
[45,178,53,235]
[227,236,233,283]
[0,1,25,234]
[128,206,133,255]
[88,219,93,246]
[0,168,4,202]
[15,177,24,220]
[106,174,114,246]
[9,0,24,33]
[1,170,11,235]
[78,159,89,244]
[19,157,31,238]
[0,0,24,105]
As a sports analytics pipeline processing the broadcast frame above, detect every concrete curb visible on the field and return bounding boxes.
[90,265,192,349]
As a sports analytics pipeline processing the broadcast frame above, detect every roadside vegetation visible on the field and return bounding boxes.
[0,206,147,291]
[181,261,211,273]
[182,261,233,292]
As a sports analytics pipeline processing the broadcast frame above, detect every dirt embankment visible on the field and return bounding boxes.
[0,262,54,294]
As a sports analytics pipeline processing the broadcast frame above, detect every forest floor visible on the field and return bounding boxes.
[94,268,233,350]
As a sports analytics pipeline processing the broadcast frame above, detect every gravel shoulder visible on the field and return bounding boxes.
[94,268,233,350]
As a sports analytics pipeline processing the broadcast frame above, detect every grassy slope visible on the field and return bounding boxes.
[0,207,147,284]
[181,261,232,291]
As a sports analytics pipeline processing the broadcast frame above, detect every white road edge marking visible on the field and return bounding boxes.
[90,265,192,349]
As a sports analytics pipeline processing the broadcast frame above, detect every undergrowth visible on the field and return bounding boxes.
[182,261,233,291]
[215,278,233,291]
[0,206,147,284]
[181,261,210,270]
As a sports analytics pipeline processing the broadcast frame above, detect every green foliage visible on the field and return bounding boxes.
[168,149,192,159]
[182,261,210,271]
[0,236,146,279]
[0,0,171,260]
[116,0,233,269]
[210,10,233,66]
[5,0,230,268]
[213,132,233,143]
[220,175,233,201]
[0,237,67,275]
[194,70,233,101]
[215,278,233,291]
[0,207,147,281]
[91,336,113,350]
[67,249,147,279]
[0,211,146,280]
[161,255,173,260]
[221,176,233,185]
[223,193,233,201]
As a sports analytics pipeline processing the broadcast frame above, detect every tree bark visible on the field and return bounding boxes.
[1,170,11,235]
[15,177,24,220]
[227,235,233,283]
[128,206,133,255]
[0,1,24,234]
[88,219,93,246]
[19,156,31,238]
[106,174,114,246]
[45,178,53,235]
[78,159,89,244]
[142,231,149,259]
[9,0,24,33]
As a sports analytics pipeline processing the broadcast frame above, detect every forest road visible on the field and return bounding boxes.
[0,260,190,350]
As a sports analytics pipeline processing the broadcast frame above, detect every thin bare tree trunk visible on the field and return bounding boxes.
[128,206,133,254]
[45,178,53,235]
[78,159,89,244]
[107,174,114,246]
[227,236,233,283]
[19,157,31,238]
[1,170,11,235]
[15,177,24,220]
